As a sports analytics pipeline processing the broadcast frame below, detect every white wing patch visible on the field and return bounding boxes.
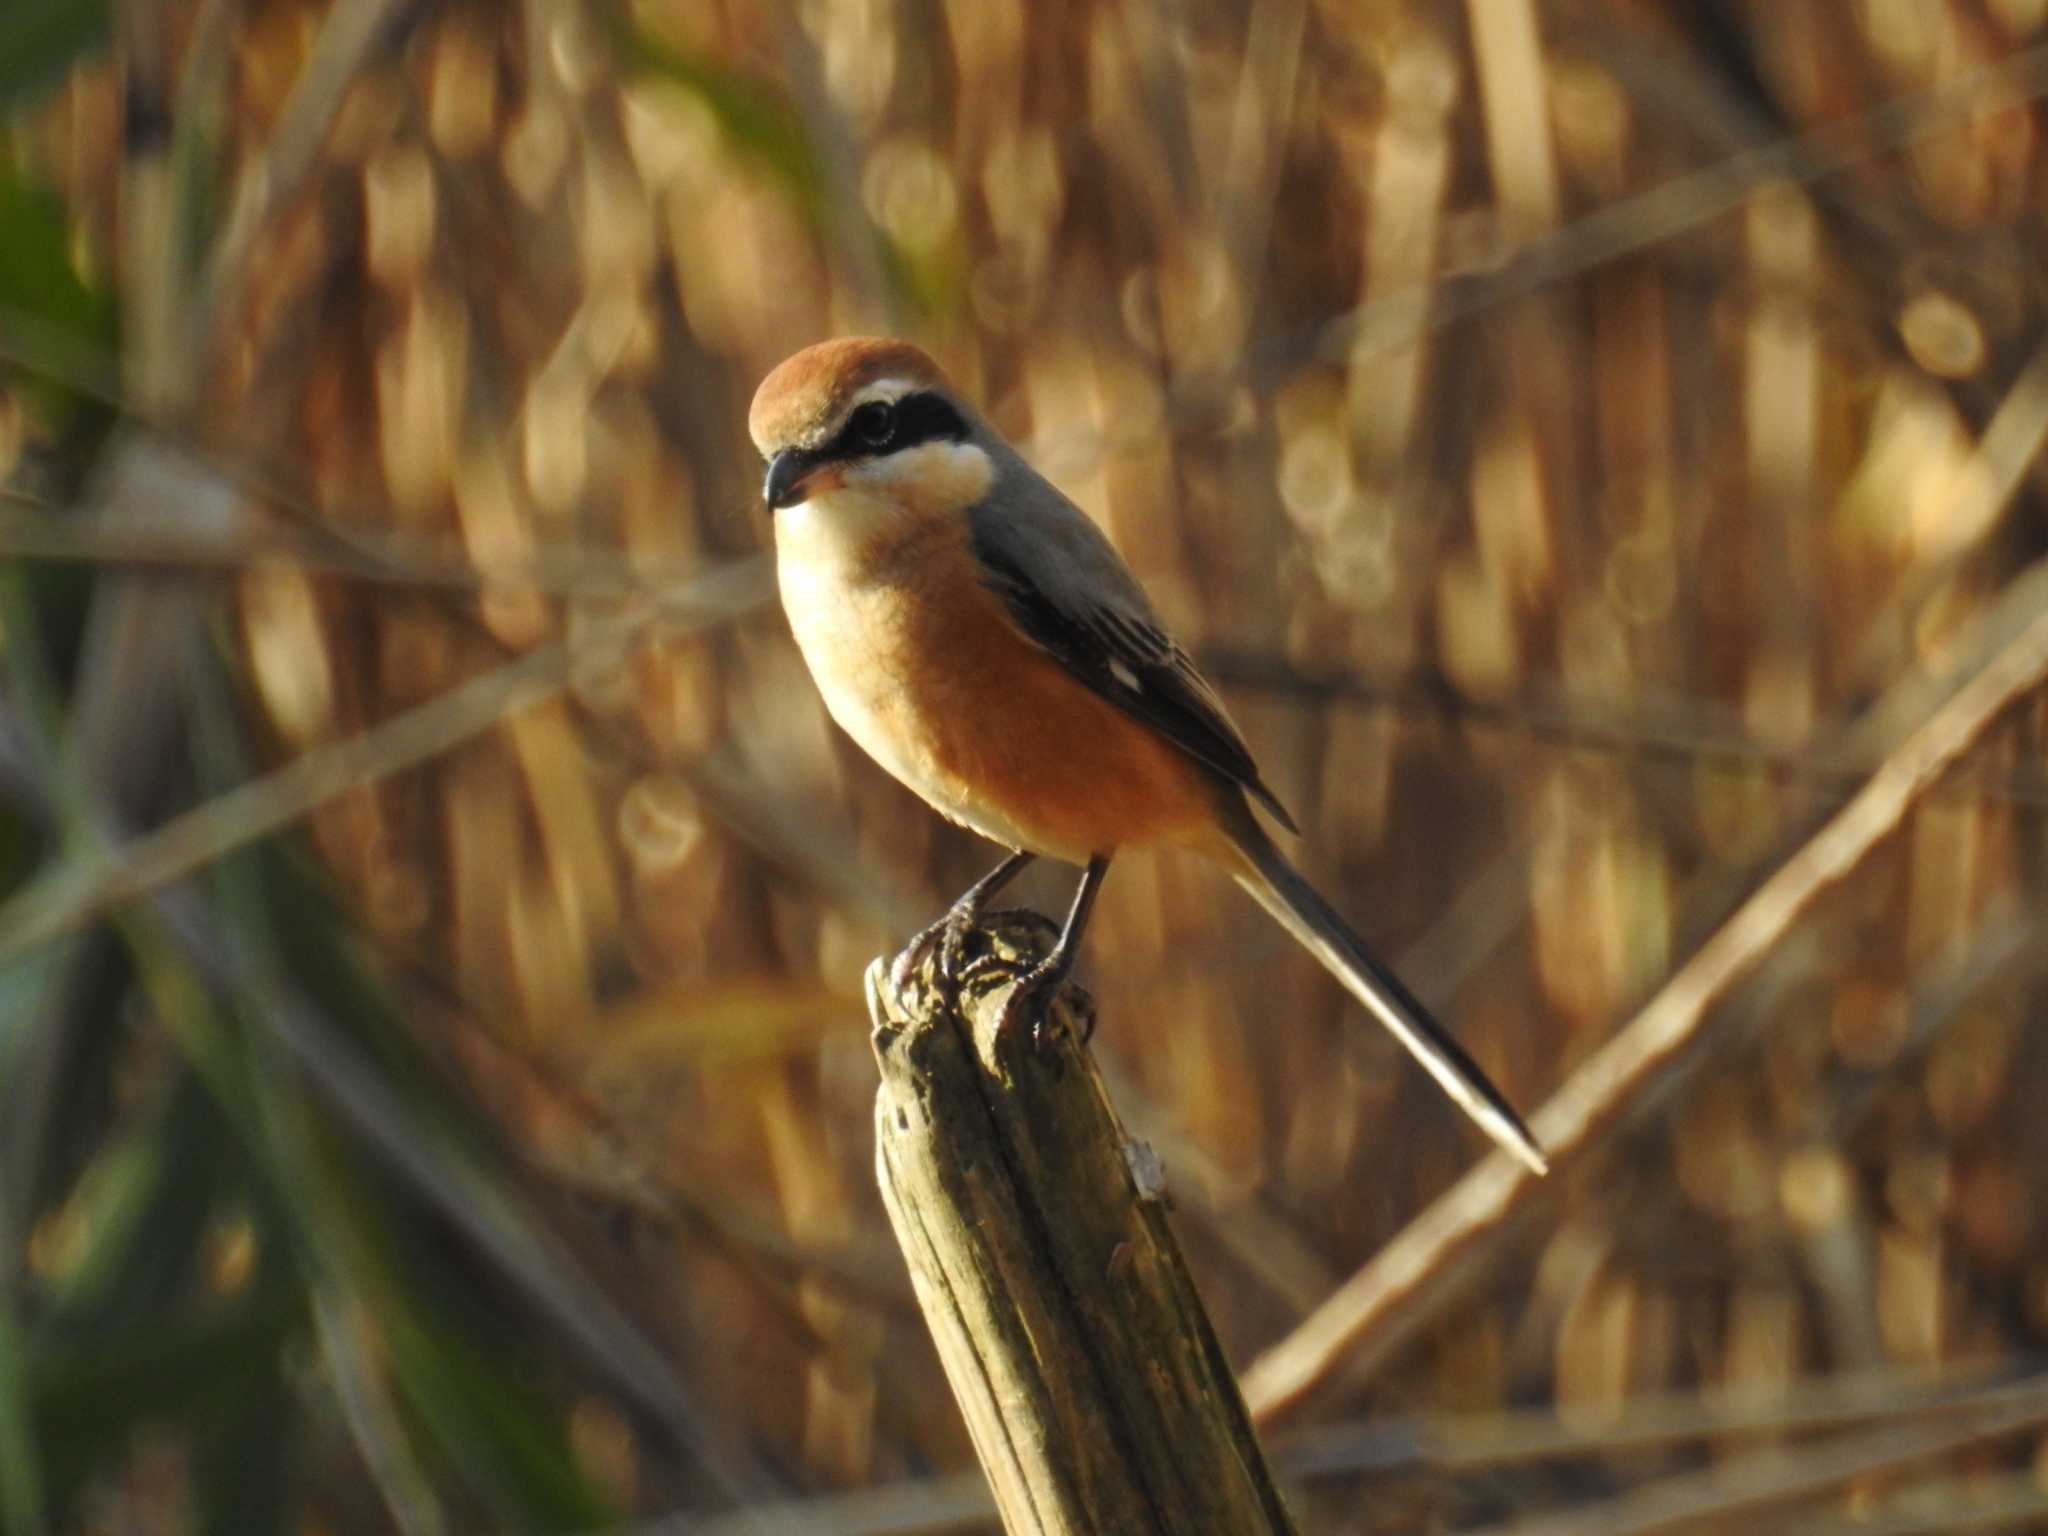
[1108,658,1142,691]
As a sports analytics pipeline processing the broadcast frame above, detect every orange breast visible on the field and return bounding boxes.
[780,504,1227,865]
[883,546,1224,864]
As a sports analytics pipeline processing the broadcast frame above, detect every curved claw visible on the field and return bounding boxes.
[935,908,977,987]
[995,962,1066,1051]
[889,915,951,993]
[886,948,918,994]
[988,854,1110,1051]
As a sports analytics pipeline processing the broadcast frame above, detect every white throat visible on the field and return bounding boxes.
[772,439,994,570]
[772,482,908,569]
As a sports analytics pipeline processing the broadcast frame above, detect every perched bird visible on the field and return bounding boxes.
[750,337,1545,1174]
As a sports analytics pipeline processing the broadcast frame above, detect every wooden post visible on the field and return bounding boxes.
[869,911,1301,1536]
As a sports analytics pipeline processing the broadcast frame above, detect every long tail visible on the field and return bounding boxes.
[1215,801,1548,1175]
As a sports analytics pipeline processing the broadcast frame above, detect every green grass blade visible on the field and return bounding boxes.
[0,1292,48,1536]
[0,0,109,113]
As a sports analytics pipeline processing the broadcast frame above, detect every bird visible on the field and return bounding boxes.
[749,336,1546,1175]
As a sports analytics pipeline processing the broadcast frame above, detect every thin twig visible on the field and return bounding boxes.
[650,1364,2046,1536]
[311,1292,450,1536]
[144,877,786,1518]
[192,0,426,360]
[1792,1474,2048,1536]
[1269,42,2048,379]
[0,559,772,965]
[1198,647,2048,811]
[0,561,787,1519]
[0,495,722,599]
[1281,1363,2039,1477]
[1240,320,2048,1421]
[27,470,2048,818]
[1461,1376,2048,1536]
[1242,539,2048,1422]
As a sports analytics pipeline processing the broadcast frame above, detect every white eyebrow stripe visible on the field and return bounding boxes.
[813,377,940,446]
[809,378,927,446]
[850,378,921,406]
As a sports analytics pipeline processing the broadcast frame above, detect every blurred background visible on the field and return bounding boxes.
[5,0,2048,1530]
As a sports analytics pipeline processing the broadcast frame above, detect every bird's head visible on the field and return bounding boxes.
[748,338,996,523]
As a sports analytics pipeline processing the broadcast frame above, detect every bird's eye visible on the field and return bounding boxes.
[850,401,897,448]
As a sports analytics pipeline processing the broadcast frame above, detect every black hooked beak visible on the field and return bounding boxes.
[763,448,824,511]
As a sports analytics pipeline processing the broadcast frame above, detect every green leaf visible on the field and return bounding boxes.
[32,1280,305,1508]
[0,935,133,1258]
[0,154,116,352]
[384,1300,616,1531]
[606,20,924,325]
[0,803,41,902]
[0,0,109,112]
[0,1297,48,1536]
[285,1112,616,1532]
[192,1346,297,1536]
[610,20,824,209]
[44,1076,230,1336]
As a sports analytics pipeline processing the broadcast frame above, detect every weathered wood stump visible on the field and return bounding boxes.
[869,910,1300,1536]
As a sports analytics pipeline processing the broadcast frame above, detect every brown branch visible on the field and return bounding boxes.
[0,538,771,964]
[1460,1376,2048,1536]
[1242,545,2048,1426]
[194,0,428,365]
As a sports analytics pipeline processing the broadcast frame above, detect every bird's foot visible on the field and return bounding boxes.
[895,906,1093,1051]
[889,900,984,996]
[888,916,945,995]
[994,958,1095,1051]
[935,908,980,988]
[890,851,1039,996]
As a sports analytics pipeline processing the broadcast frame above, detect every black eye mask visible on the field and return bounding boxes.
[763,390,972,509]
[829,391,970,458]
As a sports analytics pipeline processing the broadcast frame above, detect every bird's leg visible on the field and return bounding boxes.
[936,850,1037,984]
[891,850,1035,992]
[997,854,1110,1047]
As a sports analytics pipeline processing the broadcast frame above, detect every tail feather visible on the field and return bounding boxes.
[1218,806,1547,1175]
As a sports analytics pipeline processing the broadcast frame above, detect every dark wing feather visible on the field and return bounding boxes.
[972,534,1300,833]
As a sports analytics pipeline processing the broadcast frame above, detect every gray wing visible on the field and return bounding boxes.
[966,472,1299,834]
